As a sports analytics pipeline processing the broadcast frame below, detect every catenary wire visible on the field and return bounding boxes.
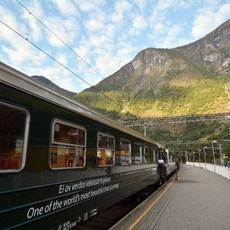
[0,19,122,108]
[16,0,125,91]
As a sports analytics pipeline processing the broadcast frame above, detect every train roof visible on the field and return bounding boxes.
[0,61,161,147]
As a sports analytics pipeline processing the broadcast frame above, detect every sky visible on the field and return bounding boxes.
[0,0,230,93]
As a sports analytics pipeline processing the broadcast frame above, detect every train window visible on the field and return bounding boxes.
[50,120,86,169]
[132,143,142,164]
[155,148,161,162]
[151,147,156,163]
[147,146,155,163]
[117,139,131,165]
[157,148,167,163]
[165,149,169,164]
[97,133,115,167]
[0,102,29,172]
[142,145,151,164]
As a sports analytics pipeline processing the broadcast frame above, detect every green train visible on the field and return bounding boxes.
[0,62,177,229]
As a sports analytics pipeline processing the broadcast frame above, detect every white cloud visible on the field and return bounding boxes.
[129,15,147,35]
[25,64,79,91]
[51,0,79,16]
[156,0,175,11]
[1,34,46,66]
[76,44,91,64]
[153,21,166,35]
[26,17,44,42]
[85,18,105,33]
[168,25,181,37]
[17,0,45,42]
[95,53,121,78]
[104,24,116,39]
[192,11,213,38]
[76,2,95,12]
[0,7,45,65]
[156,0,193,11]
[73,0,105,13]
[56,55,68,66]
[148,3,169,36]
[0,6,20,36]
[60,77,77,92]
[215,3,230,25]
[192,3,230,38]
[111,0,132,23]
[161,25,182,48]
[94,40,136,79]
[2,43,34,63]
[89,32,112,48]
[20,0,44,19]
[133,0,147,11]
[44,16,79,47]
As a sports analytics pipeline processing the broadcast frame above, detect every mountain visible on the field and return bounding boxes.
[75,19,230,119]
[175,19,230,73]
[31,75,76,98]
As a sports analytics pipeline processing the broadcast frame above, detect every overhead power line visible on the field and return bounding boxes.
[0,19,121,107]
[16,0,124,92]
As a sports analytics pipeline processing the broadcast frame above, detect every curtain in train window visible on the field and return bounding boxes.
[119,139,131,165]
[50,120,86,169]
[97,133,115,167]
[0,102,29,172]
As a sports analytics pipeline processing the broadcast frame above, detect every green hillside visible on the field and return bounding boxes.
[75,73,230,118]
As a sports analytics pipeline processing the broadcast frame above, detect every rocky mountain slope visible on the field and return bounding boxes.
[175,19,230,73]
[75,19,230,119]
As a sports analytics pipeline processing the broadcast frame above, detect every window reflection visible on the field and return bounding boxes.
[119,139,131,165]
[0,102,29,171]
[50,120,86,169]
[132,143,142,164]
[97,133,115,167]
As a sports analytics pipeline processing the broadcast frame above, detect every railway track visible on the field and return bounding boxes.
[76,199,136,230]
[75,179,168,229]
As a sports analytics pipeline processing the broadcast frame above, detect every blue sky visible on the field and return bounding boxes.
[0,0,230,92]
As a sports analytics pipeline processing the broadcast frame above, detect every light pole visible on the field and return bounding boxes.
[198,148,201,167]
[144,125,147,136]
[143,119,147,136]
[185,151,188,163]
[212,140,217,172]
[193,152,195,166]
[219,144,223,165]
[203,147,207,169]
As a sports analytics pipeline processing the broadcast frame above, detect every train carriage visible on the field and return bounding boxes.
[0,62,164,229]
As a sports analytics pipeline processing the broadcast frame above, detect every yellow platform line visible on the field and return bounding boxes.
[128,168,182,230]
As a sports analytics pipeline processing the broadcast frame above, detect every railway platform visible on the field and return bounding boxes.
[111,164,230,230]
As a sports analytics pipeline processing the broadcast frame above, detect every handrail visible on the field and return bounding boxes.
[186,162,230,179]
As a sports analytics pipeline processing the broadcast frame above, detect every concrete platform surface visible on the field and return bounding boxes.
[111,164,230,230]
